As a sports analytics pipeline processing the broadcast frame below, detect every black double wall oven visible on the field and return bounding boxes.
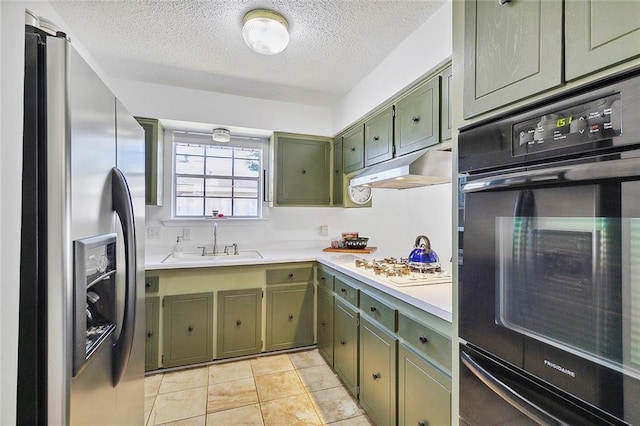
[458,70,640,425]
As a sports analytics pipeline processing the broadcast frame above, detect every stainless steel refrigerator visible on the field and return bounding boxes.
[18,17,145,424]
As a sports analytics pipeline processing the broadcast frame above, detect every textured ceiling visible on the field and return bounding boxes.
[48,0,446,106]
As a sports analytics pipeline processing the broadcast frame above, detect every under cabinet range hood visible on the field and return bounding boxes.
[350,149,452,189]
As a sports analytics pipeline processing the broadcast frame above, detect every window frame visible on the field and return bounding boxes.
[171,131,267,219]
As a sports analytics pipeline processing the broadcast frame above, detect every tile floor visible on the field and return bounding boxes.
[145,349,374,425]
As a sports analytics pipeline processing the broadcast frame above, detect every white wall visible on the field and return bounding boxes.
[331,1,453,134]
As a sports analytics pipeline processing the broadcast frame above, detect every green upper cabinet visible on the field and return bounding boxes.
[342,125,365,173]
[440,66,453,141]
[272,132,331,206]
[463,0,563,119]
[565,1,640,81]
[364,106,394,167]
[134,117,164,206]
[332,137,343,206]
[217,288,262,359]
[162,292,214,368]
[395,77,440,157]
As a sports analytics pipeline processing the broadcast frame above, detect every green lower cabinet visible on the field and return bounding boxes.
[162,292,214,368]
[333,299,359,397]
[217,288,262,359]
[317,284,334,366]
[398,344,451,426]
[359,318,397,426]
[145,297,160,371]
[265,283,314,351]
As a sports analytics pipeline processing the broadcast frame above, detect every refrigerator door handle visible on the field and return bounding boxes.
[111,167,137,386]
[461,351,567,426]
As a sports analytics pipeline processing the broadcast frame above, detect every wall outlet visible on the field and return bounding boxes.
[320,225,329,236]
[147,226,161,240]
[182,228,191,241]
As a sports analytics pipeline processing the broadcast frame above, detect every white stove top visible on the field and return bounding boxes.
[343,257,452,287]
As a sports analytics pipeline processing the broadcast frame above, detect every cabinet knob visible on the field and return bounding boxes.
[418,422,427,426]
[372,373,381,380]
[145,282,151,288]
[288,314,294,320]
[370,306,377,312]
[301,169,307,174]
[340,288,347,293]
[340,340,346,345]
[419,336,428,344]
[335,169,340,174]
[147,331,153,338]
[373,136,379,141]
[321,321,327,326]
[498,0,510,4]
[412,116,420,123]
[188,326,194,332]
[288,272,294,279]
[350,147,356,152]
[236,320,242,326]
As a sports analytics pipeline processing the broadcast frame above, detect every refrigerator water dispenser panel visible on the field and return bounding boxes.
[73,233,117,376]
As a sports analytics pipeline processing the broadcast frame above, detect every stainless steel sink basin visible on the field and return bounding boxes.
[161,250,263,263]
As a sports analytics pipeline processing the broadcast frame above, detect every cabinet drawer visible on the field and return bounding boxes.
[266,267,314,284]
[145,276,159,293]
[360,291,397,333]
[334,277,359,307]
[317,267,335,291]
[398,313,451,371]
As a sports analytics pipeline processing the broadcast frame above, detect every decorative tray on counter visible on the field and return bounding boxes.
[322,247,377,254]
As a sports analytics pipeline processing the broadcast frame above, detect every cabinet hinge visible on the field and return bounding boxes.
[356,386,360,398]
[356,316,360,326]
[261,291,264,298]
[161,355,164,363]
[162,298,165,308]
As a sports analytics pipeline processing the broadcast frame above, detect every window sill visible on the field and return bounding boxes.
[161,217,269,227]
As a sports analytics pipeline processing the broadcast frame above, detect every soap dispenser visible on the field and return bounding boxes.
[173,236,184,257]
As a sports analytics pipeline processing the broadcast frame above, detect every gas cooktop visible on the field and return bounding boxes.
[346,257,451,287]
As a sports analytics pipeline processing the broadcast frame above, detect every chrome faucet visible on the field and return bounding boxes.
[213,222,218,255]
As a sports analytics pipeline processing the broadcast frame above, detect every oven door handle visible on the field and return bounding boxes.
[461,351,567,426]
[462,156,640,193]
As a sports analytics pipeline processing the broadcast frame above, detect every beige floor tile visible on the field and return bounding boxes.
[309,386,364,424]
[289,349,326,369]
[146,374,163,396]
[159,367,209,394]
[205,404,264,426]
[261,393,321,426]
[254,370,306,402]
[296,364,342,392]
[207,377,259,413]
[209,360,253,384]
[145,395,156,425]
[250,354,294,376]
[158,415,206,426]
[149,387,207,425]
[326,414,374,425]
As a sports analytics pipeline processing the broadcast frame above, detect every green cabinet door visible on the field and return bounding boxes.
[440,65,453,141]
[463,0,562,118]
[359,318,397,426]
[274,133,331,206]
[565,1,640,81]
[265,283,314,351]
[343,125,365,173]
[333,137,343,206]
[145,296,160,371]
[317,284,334,366]
[398,344,451,426]
[395,78,440,156]
[134,117,164,206]
[217,288,262,359]
[334,299,359,397]
[162,292,214,368]
[364,107,393,167]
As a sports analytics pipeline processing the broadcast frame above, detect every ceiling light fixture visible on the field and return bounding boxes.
[212,128,231,143]
[242,9,289,55]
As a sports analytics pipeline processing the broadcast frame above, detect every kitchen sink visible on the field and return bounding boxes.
[161,250,263,263]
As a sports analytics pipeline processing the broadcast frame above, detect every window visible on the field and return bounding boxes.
[172,131,266,218]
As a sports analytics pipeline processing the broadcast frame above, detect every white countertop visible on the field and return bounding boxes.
[145,248,452,323]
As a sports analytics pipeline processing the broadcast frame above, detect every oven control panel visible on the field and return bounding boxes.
[513,93,622,156]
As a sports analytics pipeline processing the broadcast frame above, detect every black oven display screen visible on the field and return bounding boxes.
[512,93,622,157]
[497,217,625,367]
